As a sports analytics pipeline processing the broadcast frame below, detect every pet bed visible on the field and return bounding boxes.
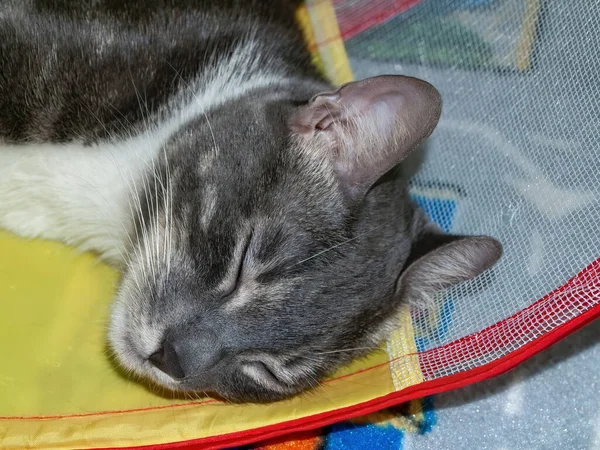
[1,0,599,449]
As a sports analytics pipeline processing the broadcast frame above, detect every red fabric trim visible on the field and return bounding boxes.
[97,259,600,450]
[305,0,423,53]
[334,0,424,41]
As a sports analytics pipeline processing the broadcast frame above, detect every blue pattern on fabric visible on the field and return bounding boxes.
[411,194,457,233]
[324,422,404,450]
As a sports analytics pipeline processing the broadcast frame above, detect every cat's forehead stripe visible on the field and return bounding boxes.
[225,279,259,311]
[200,185,218,229]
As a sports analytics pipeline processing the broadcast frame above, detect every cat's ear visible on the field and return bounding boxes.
[290,75,441,200]
[397,229,502,309]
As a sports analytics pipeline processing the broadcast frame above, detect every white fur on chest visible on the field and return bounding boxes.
[0,140,149,264]
[0,41,292,264]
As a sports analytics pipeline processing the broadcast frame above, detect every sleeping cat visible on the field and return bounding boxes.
[0,0,501,403]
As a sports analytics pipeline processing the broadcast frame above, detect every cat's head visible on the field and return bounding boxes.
[108,75,501,402]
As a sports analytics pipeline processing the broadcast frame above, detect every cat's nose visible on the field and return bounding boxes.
[148,341,185,379]
[149,328,219,380]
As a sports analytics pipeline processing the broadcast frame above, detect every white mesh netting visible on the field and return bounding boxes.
[330,0,600,387]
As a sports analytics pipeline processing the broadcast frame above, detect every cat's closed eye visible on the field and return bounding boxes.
[221,229,254,297]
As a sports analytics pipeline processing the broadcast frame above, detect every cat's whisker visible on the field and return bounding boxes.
[136,168,155,280]
[295,355,323,364]
[128,66,153,130]
[127,67,163,280]
[146,144,173,285]
[150,156,172,281]
[132,157,167,279]
[161,146,169,282]
[127,70,167,279]
[290,217,401,268]
[161,143,174,285]
[304,373,332,404]
[118,142,170,283]
[306,346,381,356]
[119,161,146,257]
[203,110,219,155]
[150,157,160,277]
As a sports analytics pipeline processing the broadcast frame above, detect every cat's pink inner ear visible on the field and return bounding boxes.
[290,75,442,200]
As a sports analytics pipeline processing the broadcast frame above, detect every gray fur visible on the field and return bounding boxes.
[0,0,502,403]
